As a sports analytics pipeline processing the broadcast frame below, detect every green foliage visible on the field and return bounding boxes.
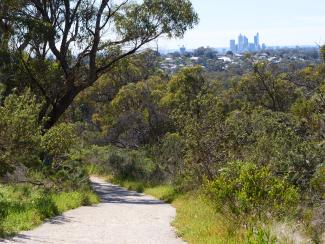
[148,133,185,183]
[311,164,325,199]
[161,66,208,121]
[144,185,178,203]
[0,90,42,175]
[41,123,77,165]
[84,73,172,147]
[161,67,227,184]
[0,90,82,177]
[0,183,99,237]
[107,147,160,183]
[113,179,146,193]
[246,227,277,244]
[71,146,111,176]
[115,0,198,39]
[226,109,325,189]
[1,0,199,128]
[47,161,90,191]
[205,162,299,220]
[79,59,324,241]
[320,45,325,62]
[172,194,246,244]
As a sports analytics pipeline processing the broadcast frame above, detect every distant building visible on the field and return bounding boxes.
[243,35,249,51]
[230,32,265,53]
[230,39,236,52]
[238,34,244,52]
[254,33,259,47]
[262,43,267,50]
[180,45,186,55]
[248,43,255,52]
[254,32,261,51]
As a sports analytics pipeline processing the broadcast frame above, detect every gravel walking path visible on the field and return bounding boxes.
[2,177,184,244]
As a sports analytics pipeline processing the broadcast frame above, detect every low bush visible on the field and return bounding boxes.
[245,226,277,244]
[205,161,299,222]
[29,160,91,191]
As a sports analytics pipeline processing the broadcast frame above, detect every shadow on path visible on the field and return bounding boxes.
[91,181,165,205]
[7,234,67,244]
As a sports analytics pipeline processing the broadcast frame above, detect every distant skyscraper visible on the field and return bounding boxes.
[231,32,264,53]
[243,36,249,51]
[180,45,186,55]
[254,32,260,50]
[254,33,259,46]
[238,34,244,52]
[230,39,236,52]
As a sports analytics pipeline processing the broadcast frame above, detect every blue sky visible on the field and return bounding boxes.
[157,0,325,49]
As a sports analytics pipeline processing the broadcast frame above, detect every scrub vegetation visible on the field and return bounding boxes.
[0,0,324,242]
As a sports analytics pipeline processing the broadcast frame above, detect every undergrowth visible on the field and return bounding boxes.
[0,183,99,237]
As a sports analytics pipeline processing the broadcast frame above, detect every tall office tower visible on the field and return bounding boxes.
[243,35,249,51]
[230,39,236,52]
[254,32,260,50]
[180,45,186,55]
[238,34,244,52]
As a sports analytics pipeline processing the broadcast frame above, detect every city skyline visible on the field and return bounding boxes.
[156,0,325,50]
[230,32,265,53]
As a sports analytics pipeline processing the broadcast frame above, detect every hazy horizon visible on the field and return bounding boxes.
[156,0,325,50]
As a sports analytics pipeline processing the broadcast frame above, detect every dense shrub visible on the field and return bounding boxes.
[107,148,158,182]
[70,145,110,166]
[0,90,42,176]
[205,161,299,221]
[49,161,90,191]
[226,109,324,189]
[70,145,111,176]
[311,164,325,199]
[41,123,77,167]
[148,133,185,183]
[0,90,81,181]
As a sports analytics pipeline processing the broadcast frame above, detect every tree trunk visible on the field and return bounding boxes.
[43,87,80,129]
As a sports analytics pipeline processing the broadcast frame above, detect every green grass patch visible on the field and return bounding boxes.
[111,179,147,193]
[172,194,245,244]
[0,184,99,238]
[144,185,178,203]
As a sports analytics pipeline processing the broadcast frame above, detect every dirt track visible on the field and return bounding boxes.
[2,177,184,244]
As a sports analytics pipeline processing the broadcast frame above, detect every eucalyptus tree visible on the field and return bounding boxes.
[3,0,198,128]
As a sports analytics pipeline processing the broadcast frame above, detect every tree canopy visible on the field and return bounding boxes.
[0,0,198,128]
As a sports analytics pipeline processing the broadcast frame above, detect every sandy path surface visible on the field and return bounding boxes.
[1,177,184,244]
